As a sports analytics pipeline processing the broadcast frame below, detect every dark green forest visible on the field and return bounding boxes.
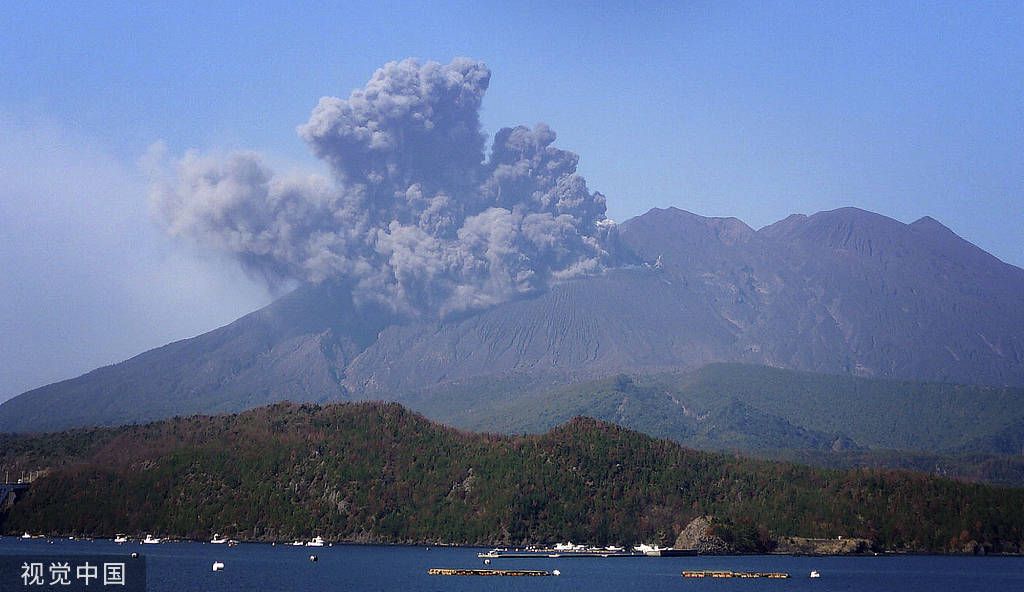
[2,402,1023,553]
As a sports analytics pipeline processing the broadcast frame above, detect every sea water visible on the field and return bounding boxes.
[2,537,1022,592]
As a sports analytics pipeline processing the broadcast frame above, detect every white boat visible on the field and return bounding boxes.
[142,534,161,544]
[810,570,821,578]
[113,534,129,544]
[306,536,325,547]
[210,534,228,544]
[289,540,305,546]
[21,532,32,539]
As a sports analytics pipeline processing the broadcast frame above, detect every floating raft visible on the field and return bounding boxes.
[683,570,790,579]
[429,568,551,576]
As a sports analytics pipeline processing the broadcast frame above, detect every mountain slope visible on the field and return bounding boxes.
[620,206,1024,386]
[754,208,1024,384]
[0,281,392,432]
[2,206,1023,435]
[343,268,742,394]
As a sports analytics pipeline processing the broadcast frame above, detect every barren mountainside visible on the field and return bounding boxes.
[1,206,1023,434]
[621,207,1024,385]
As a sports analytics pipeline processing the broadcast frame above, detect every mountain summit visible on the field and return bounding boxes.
[2,207,1023,433]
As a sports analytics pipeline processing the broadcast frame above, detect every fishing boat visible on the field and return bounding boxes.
[142,534,161,544]
[113,534,129,544]
[210,534,228,544]
[632,543,696,557]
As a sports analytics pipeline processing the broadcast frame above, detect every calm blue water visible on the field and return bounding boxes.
[2,537,1022,591]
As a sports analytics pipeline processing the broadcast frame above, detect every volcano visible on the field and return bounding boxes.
[2,206,1023,433]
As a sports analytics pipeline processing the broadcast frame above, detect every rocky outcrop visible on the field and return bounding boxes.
[675,516,729,554]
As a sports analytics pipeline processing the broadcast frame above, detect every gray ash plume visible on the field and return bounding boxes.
[149,58,617,317]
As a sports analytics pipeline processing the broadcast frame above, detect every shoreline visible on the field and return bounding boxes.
[3,533,1020,557]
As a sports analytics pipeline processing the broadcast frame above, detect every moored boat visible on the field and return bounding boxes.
[478,542,696,559]
[645,547,697,557]
[632,543,695,556]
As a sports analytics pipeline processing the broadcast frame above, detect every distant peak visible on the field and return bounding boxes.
[910,215,952,233]
[763,207,901,231]
[757,213,807,237]
[641,206,699,218]
[827,206,873,215]
[635,207,754,235]
[812,207,900,223]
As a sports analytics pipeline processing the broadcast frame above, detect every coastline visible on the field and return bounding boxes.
[4,532,1020,557]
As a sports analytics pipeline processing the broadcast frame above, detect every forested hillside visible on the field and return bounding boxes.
[3,402,1022,553]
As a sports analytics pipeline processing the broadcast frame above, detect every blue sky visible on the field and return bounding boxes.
[1,1,1022,402]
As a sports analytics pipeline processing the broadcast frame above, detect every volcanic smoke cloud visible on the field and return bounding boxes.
[149,58,616,318]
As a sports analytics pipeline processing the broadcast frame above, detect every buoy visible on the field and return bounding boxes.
[130,552,139,559]
[553,570,561,576]
[212,561,224,572]
[484,559,491,565]
[309,555,318,562]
